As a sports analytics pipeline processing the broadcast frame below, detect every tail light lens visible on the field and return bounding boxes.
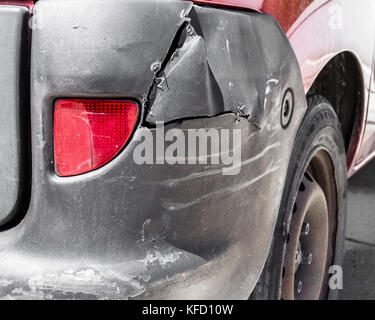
[54,99,139,177]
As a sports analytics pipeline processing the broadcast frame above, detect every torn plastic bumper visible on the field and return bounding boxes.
[146,4,301,128]
[0,0,306,299]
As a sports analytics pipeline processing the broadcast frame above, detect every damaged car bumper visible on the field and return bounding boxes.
[0,0,306,299]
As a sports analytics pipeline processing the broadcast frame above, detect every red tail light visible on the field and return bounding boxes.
[54,99,139,177]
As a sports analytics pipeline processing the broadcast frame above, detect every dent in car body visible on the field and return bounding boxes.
[0,0,306,299]
[191,0,317,32]
[194,0,375,176]
[146,5,301,128]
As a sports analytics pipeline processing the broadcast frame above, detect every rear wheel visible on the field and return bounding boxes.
[251,95,347,300]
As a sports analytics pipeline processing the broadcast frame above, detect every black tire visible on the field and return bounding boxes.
[250,95,347,300]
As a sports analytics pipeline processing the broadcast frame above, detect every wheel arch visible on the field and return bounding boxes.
[307,51,365,173]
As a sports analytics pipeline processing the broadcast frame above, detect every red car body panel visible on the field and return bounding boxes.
[1,0,33,8]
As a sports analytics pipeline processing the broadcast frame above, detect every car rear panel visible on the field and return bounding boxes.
[0,5,30,227]
[0,0,306,299]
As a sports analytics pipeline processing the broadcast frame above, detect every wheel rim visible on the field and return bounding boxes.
[281,166,330,300]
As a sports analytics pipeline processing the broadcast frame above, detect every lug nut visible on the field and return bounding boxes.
[295,251,301,264]
[295,281,303,294]
[302,253,313,265]
[302,222,310,236]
